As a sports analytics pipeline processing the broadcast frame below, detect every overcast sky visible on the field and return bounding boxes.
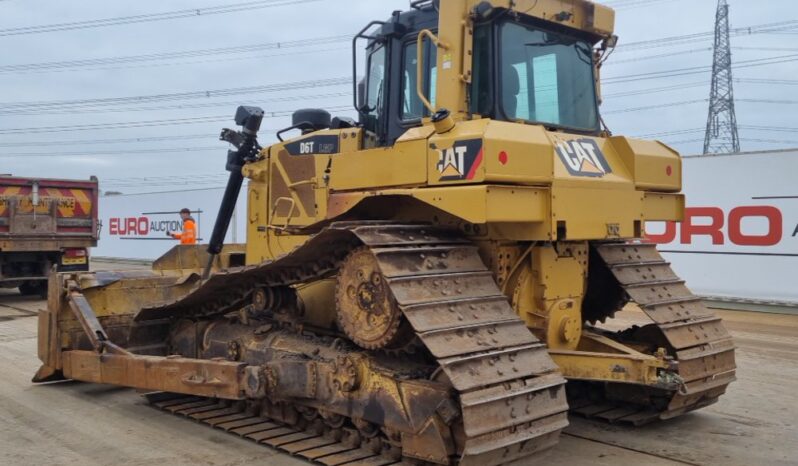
[0,0,795,193]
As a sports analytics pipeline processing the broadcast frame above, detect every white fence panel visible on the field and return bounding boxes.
[648,149,798,305]
[95,187,246,260]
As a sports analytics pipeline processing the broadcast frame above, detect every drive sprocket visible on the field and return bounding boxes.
[335,247,408,350]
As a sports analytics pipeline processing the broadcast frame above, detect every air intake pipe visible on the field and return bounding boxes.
[203,106,264,279]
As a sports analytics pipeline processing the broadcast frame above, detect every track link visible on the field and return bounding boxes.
[136,222,568,465]
[570,242,736,425]
[146,392,410,466]
[367,233,568,465]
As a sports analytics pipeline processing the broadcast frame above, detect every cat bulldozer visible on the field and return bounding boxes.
[34,1,736,464]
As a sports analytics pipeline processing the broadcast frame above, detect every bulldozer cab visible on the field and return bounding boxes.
[353,0,613,147]
[257,0,617,237]
[250,0,622,255]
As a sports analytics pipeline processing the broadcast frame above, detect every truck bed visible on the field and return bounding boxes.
[0,176,99,287]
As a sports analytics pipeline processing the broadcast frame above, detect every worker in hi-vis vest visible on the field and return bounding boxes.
[167,208,197,245]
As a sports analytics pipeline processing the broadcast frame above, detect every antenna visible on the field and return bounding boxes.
[703,0,740,155]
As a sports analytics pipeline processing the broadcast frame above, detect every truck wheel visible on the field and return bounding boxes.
[19,281,47,298]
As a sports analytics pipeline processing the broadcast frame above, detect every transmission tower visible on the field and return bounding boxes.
[703,0,740,155]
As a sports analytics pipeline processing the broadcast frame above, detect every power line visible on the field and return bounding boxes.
[103,176,231,188]
[0,106,350,135]
[738,98,798,104]
[738,138,798,145]
[3,18,791,76]
[0,115,229,135]
[0,133,214,148]
[604,54,798,84]
[0,77,350,111]
[735,78,798,85]
[5,50,789,116]
[606,47,711,65]
[604,99,705,115]
[604,0,680,9]
[103,175,229,186]
[0,146,224,158]
[614,20,798,53]
[642,126,798,140]
[0,91,351,116]
[733,46,798,52]
[662,138,705,145]
[612,0,684,11]
[603,81,706,98]
[103,173,226,182]
[0,36,349,75]
[103,182,228,189]
[0,45,348,76]
[0,0,322,37]
[739,125,798,133]
[639,128,705,138]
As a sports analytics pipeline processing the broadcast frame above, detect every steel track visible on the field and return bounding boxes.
[136,222,569,465]
[569,242,737,425]
[146,392,412,466]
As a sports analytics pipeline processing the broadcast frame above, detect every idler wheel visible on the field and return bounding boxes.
[336,247,408,350]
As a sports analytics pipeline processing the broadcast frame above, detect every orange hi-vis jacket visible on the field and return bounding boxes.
[171,217,197,245]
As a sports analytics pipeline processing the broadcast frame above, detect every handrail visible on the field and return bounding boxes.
[416,29,449,115]
[351,21,386,115]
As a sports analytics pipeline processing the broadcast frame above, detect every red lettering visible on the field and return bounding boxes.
[108,216,153,236]
[646,222,677,244]
[681,207,724,245]
[137,217,149,235]
[728,206,782,246]
[126,218,137,236]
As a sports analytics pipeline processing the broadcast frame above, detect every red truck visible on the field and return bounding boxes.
[0,176,99,297]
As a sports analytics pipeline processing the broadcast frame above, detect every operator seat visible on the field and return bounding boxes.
[502,63,520,119]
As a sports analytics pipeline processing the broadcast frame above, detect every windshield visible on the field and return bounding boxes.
[499,21,599,131]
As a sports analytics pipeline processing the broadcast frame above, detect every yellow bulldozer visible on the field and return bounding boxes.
[33,1,736,464]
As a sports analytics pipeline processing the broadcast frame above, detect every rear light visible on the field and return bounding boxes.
[63,248,87,258]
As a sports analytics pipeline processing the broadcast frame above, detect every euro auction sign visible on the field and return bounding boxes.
[647,205,792,248]
[108,216,185,238]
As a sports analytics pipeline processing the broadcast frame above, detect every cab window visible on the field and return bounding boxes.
[498,21,599,131]
[362,45,387,136]
[401,40,437,120]
[471,24,493,116]
[366,46,386,112]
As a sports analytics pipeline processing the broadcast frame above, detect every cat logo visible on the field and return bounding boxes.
[555,139,612,178]
[436,139,484,181]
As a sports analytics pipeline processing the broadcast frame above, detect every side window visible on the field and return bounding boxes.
[363,45,387,135]
[366,46,387,115]
[401,41,437,120]
[470,24,492,116]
